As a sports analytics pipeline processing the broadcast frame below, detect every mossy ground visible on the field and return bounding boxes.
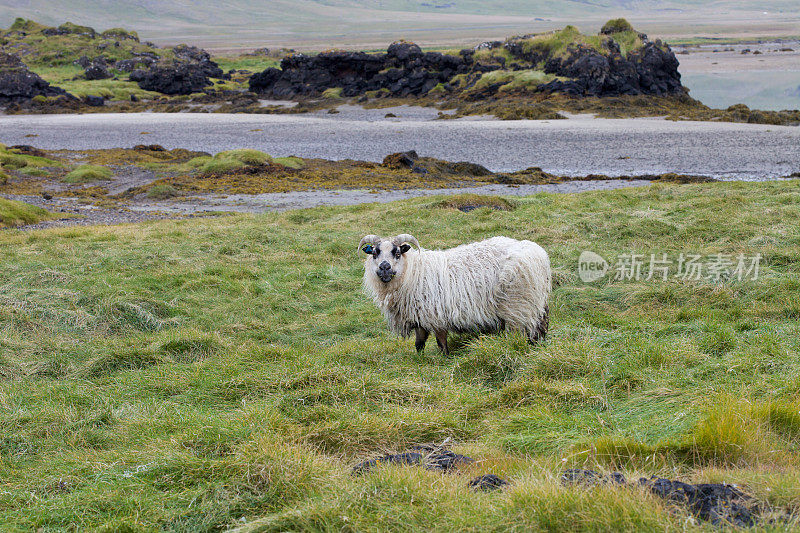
[0,179,799,530]
[0,144,734,216]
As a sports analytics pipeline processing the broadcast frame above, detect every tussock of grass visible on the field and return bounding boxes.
[321,87,344,99]
[0,180,799,529]
[146,184,179,199]
[601,18,635,35]
[437,194,515,212]
[215,149,272,166]
[198,149,272,175]
[81,350,165,378]
[157,335,221,362]
[0,197,53,227]
[63,164,113,183]
[273,156,305,169]
[16,167,50,177]
[0,153,30,170]
[200,158,246,174]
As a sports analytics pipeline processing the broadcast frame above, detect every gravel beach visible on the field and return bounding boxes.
[1,109,798,179]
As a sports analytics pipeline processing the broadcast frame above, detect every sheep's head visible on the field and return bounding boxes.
[359,234,419,283]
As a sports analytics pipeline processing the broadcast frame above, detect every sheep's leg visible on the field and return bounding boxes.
[415,327,429,353]
[434,330,449,356]
[528,305,550,345]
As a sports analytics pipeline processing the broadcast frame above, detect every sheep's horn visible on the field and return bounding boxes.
[393,234,420,250]
[358,235,381,251]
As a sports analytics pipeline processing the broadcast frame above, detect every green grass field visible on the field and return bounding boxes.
[1,180,799,531]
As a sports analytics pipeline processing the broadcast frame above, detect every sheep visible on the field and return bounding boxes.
[359,233,551,355]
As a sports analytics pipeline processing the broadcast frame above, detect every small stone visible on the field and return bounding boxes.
[469,474,509,491]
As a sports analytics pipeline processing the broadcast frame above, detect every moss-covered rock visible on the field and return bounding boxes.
[601,18,635,35]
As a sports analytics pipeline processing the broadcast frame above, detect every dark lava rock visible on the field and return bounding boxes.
[469,474,509,491]
[535,41,682,97]
[382,150,419,169]
[387,41,423,62]
[561,469,762,527]
[84,59,112,80]
[249,41,476,98]
[352,452,424,475]
[171,44,224,78]
[352,444,474,475]
[74,55,92,68]
[84,95,105,107]
[561,469,627,486]
[115,55,157,73]
[0,52,71,103]
[131,62,213,95]
[9,145,48,158]
[249,26,684,100]
[640,477,758,528]
[133,144,166,151]
[130,45,222,95]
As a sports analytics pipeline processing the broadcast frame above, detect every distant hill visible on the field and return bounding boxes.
[1,1,798,48]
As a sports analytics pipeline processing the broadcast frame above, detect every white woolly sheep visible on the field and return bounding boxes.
[359,234,551,355]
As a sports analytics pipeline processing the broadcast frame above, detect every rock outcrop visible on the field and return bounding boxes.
[250,23,684,100]
[129,45,223,95]
[0,52,71,103]
[250,40,492,98]
[84,58,112,80]
[535,41,682,97]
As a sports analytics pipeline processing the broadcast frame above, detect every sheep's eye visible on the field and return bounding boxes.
[394,251,401,259]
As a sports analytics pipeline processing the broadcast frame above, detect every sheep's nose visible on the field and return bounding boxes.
[379,261,391,271]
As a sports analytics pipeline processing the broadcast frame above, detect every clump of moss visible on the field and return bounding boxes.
[273,156,305,169]
[63,165,113,183]
[214,149,271,166]
[146,184,179,199]
[198,149,272,175]
[57,22,96,36]
[9,18,45,32]
[17,167,50,177]
[200,158,245,175]
[321,87,344,99]
[601,18,635,35]
[0,197,53,227]
[0,169,10,186]
[100,28,139,41]
[0,153,29,170]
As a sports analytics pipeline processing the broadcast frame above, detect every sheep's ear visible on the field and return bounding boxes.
[361,245,374,254]
[399,244,411,254]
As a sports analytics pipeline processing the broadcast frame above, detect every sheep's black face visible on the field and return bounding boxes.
[362,240,411,284]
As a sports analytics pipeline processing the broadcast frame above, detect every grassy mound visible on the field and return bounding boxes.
[63,165,113,183]
[0,18,167,68]
[0,197,53,227]
[197,149,273,175]
[437,194,516,212]
[601,18,635,35]
[1,180,799,528]
[145,184,180,199]
[273,156,305,169]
